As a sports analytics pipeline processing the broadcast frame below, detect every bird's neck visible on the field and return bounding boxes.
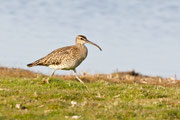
[76,43,88,57]
[76,43,84,47]
[76,43,87,49]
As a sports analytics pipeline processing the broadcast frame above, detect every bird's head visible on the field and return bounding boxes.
[76,35,102,51]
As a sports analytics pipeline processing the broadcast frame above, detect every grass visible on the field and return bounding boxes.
[0,75,180,120]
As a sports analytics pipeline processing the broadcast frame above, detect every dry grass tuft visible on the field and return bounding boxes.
[0,67,44,78]
[0,67,179,87]
[55,70,180,87]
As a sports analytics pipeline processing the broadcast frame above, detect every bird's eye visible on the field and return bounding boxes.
[80,38,84,40]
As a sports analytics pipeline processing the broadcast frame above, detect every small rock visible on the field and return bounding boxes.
[114,94,120,98]
[15,104,21,109]
[72,115,80,119]
[34,92,38,97]
[71,101,77,107]
[15,104,26,110]
[65,116,69,119]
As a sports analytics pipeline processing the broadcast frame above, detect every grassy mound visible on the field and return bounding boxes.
[0,67,180,119]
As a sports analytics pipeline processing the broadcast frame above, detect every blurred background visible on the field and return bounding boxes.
[0,0,180,78]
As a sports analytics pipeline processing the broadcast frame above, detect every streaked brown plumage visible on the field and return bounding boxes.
[27,45,86,68]
[27,35,102,88]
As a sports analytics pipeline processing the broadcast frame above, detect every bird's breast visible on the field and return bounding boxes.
[50,45,88,70]
[69,45,88,68]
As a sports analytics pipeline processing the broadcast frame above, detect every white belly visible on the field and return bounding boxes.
[48,60,82,70]
[49,64,69,70]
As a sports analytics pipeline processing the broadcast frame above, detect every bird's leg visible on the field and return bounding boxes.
[45,69,56,83]
[50,69,56,78]
[73,69,88,89]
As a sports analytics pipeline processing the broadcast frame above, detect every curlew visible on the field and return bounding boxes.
[27,35,102,88]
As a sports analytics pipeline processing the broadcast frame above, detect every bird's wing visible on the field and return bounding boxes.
[31,45,79,66]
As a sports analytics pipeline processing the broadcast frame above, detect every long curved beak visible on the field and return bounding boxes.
[86,40,102,51]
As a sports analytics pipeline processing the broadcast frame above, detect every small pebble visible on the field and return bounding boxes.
[72,115,80,119]
[71,101,77,107]
[15,104,26,110]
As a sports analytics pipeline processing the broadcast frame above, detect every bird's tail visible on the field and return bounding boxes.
[27,63,34,67]
[27,57,45,67]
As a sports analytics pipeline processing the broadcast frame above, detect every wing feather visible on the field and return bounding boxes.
[29,45,79,66]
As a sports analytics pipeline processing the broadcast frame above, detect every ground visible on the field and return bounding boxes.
[0,67,180,120]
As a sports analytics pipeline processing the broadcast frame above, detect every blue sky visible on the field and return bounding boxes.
[0,0,180,78]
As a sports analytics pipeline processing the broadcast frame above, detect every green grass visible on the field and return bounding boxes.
[0,76,180,120]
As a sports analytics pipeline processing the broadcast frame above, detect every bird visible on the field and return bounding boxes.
[27,35,102,88]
